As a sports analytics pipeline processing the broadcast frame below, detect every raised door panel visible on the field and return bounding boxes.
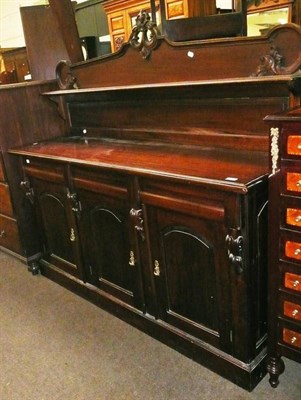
[24,162,83,278]
[34,180,81,278]
[144,204,232,352]
[73,171,144,309]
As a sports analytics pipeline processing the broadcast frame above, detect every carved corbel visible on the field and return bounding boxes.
[130,208,145,241]
[129,10,160,60]
[225,229,244,274]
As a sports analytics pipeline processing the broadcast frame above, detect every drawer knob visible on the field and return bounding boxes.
[294,248,301,256]
[292,309,299,317]
[293,280,300,288]
[291,336,297,344]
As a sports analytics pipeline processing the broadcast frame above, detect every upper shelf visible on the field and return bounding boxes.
[55,23,301,90]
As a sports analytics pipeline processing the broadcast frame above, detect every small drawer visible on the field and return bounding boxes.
[0,183,13,216]
[285,240,301,262]
[287,135,301,156]
[286,208,301,228]
[283,328,301,350]
[285,272,301,292]
[0,214,22,255]
[283,300,301,321]
[286,172,301,193]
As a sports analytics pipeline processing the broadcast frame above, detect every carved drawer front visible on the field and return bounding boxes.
[0,214,22,254]
[286,208,301,228]
[283,328,301,350]
[284,300,301,321]
[285,272,301,292]
[287,135,301,156]
[165,0,186,19]
[285,240,301,262]
[286,172,301,192]
[0,183,13,217]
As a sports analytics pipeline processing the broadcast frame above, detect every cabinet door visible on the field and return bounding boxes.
[73,169,144,309]
[140,183,233,352]
[24,162,83,278]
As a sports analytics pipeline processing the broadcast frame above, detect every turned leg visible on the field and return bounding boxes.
[27,260,41,276]
[267,356,285,388]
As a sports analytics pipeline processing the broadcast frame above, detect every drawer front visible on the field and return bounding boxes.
[283,328,301,350]
[285,272,301,292]
[0,214,22,254]
[287,135,301,156]
[286,208,301,228]
[285,240,301,262]
[0,183,13,216]
[286,172,301,193]
[284,300,301,322]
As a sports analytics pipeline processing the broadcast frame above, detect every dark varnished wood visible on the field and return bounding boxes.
[7,23,301,391]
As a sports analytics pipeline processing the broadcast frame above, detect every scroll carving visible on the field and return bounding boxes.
[254,44,284,76]
[130,208,145,241]
[56,60,78,90]
[225,230,243,274]
[129,10,160,60]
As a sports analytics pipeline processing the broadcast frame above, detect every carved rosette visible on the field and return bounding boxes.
[270,127,279,175]
[129,10,159,60]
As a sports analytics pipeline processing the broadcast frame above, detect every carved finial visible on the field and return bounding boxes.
[129,10,159,60]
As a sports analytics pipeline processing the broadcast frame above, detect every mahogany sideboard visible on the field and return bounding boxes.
[8,23,301,391]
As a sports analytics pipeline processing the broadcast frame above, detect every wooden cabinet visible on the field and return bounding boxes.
[164,0,216,19]
[1,47,30,83]
[12,130,270,390]
[0,154,22,255]
[265,108,301,387]
[103,0,156,51]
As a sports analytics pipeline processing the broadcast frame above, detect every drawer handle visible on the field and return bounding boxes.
[296,180,301,187]
[291,336,297,344]
[295,216,301,223]
[297,144,301,149]
[0,230,5,238]
[294,248,301,256]
[129,251,136,267]
[293,280,300,288]
[292,309,299,317]
[154,260,160,276]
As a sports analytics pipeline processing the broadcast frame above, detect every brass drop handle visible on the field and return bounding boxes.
[291,336,297,344]
[70,228,76,242]
[295,216,301,223]
[292,309,299,317]
[0,230,5,238]
[154,260,160,276]
[129,251,136,267]
[296,180,301,187]
[293,280,300,288]
[297,144,301,149]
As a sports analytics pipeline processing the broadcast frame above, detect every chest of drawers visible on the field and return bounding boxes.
[266,107,301,387]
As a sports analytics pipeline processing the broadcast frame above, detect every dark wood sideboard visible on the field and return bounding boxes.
[8,22,301,391]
